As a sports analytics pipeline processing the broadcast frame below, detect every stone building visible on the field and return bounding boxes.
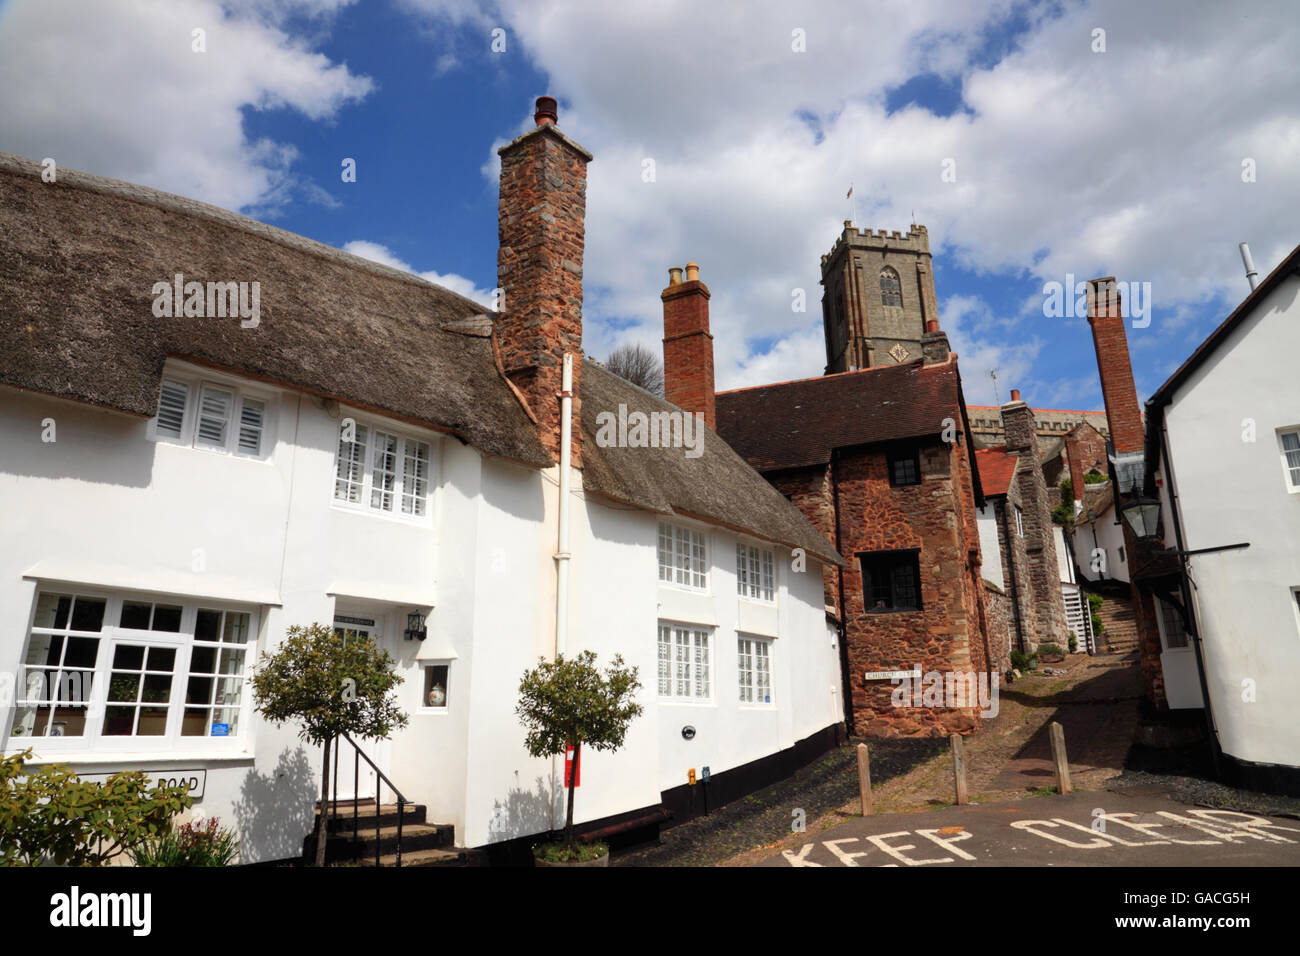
[821,222,942,373]
[973,391,1073,661]
[687,222,998,738]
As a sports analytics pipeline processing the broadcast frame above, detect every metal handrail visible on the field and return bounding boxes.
[326,733,408,867]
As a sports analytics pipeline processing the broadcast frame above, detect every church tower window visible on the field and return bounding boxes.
[880,267,902,307]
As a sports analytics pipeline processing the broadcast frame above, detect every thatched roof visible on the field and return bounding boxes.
[581,361,842,566]
[0,152,840,566]
[0,152,551,467]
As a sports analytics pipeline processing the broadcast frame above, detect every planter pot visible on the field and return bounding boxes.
[534,851,610,867]
[1040,654,1066,664]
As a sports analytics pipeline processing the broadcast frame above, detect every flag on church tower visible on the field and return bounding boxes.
[846,185,853,199]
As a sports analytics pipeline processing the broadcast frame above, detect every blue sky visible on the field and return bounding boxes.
[2,0,1296,411]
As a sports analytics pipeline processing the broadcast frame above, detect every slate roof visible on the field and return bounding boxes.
[715,359,964,473]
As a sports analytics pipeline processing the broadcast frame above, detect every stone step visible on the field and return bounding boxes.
[378,847,465,868]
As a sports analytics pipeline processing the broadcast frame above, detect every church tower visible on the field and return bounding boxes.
[820,222,941,373]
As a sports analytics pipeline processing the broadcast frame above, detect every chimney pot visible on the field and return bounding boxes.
[685,262,699,282]
[925,319,939,333]
[1010,388,1021,402]
[668,267,683,286]
[533,95,558,127]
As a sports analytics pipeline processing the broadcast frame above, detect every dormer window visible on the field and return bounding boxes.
[880,267,902,308]
[149,373,272,459]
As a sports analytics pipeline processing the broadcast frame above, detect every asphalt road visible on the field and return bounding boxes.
[758,788,1300,866]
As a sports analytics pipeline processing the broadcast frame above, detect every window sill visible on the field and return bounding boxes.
[10,750,255,766]
[864,607,922,615]
[657,582,711,596]
[657,699,716,708]
[329,501,434,529]
[416,708,450,716]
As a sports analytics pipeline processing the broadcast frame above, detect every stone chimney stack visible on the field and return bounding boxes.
[496,95,593,466]
[661,261,716,430]
[1086,277,1144,456]
[920,317,950,364]
[1001,390,1069,647]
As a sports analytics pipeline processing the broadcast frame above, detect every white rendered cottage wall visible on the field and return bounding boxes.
[0,366,463,863]
[1072,506,1129,583]
[1160,272,1300,770]
[1,364,844,858]
[976,506,1004,589]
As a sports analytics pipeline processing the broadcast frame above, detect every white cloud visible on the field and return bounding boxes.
[437,0,1299,389]
[341,239,498,308]
[0,0,372,212]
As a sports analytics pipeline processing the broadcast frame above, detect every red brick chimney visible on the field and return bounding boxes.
[1086,277,1144,456]
[661,262,716,430]
[496,95,593,466]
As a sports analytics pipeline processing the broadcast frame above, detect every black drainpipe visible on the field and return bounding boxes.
[830,449,856,736]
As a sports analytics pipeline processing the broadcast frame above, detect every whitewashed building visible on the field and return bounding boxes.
[1139,243,1300,793]
[0,99,845,862]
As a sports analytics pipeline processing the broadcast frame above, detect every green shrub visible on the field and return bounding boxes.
[1083,472,1108,484]
[0,750,191,866]
[1009,649,1039,672]
[1068,631,1079,653]
[1038,643,1065,658]
[132,817,239,866]
[1088,593,1105,636]
[533,840,609,863]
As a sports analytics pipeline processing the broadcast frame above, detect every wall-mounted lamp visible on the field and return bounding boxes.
[404,610,427,642]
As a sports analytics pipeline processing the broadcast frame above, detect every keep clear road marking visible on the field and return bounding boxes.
[784,826,978,867]
[780,809,1300,866]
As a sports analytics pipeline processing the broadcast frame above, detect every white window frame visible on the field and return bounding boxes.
[1277,427,1300,494]
[11,589,259,755]
[147,367,274,461]
[419,661,452,713]
[657,623,712,703]
[737,635,774,707]
[736,542,776,603]
[1014,505,1025,537]
[658,522,708,591]
[331,412,435,524]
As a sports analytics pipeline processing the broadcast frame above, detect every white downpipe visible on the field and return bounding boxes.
[552,353,574,830]
[556,352,573,659]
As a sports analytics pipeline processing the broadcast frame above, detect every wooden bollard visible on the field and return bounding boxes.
[950,733,968,805]
[1049,721,1072,794]
[856,743,873,816]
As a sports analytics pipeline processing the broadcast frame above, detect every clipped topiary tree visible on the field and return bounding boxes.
[251,622,408,866]
[0,750,191,866]
[516,651,643,862]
